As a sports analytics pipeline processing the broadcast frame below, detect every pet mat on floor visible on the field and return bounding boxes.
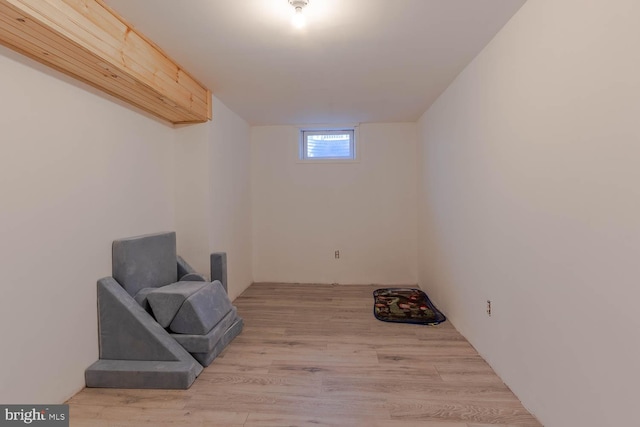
[373,288,446,325]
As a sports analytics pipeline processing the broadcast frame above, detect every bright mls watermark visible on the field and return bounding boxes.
[0,406,68,426]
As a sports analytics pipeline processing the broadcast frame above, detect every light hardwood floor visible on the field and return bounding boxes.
[67,283,542,427]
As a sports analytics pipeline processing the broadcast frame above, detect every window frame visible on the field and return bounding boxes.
[298,126,359,163]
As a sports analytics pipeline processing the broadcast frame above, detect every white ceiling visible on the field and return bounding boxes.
[104,0,526,125]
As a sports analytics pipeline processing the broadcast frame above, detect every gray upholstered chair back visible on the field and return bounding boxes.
[112,232,178,297]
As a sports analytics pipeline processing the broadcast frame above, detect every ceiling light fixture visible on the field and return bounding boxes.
[289,0,309,29]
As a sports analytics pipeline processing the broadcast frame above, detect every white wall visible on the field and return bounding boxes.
[208,98,253,301]
[174,96,252,301]
[252,123,417,284]
[417,0,640,426]
[0,46,176,403]
[175,122,211,273]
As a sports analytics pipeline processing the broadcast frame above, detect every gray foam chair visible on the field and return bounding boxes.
[85,232,243,389]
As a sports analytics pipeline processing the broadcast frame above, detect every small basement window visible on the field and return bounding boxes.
[299,128,356,161]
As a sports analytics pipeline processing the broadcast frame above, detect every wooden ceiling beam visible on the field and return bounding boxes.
[0,0,212,124]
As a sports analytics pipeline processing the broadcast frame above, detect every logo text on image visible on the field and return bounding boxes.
[1,405,68,426]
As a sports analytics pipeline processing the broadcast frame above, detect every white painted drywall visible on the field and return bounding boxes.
[417,0,640,425]
[0,46,176,403]
[208,97,253,301]
[252,123,418,284]
[175,121,211,273]
[174,96,253,302]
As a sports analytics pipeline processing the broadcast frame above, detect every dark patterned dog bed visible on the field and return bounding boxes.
[373,288,446,325]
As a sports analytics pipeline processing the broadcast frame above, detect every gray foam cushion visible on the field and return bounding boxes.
[179,273,207,282]
[210,252,227,292]
[133,287,155,313]
[177,255,197,278]
[170,280,232,335]
[96,277,190,362]
[86,360,200,389]
[112,232,178,297]
[87,277,204,390]
[190,318,244,367]
[171,307,238,353]
[146,281,209,328]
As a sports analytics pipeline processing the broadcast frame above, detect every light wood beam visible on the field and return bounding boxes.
[0,0,211,124]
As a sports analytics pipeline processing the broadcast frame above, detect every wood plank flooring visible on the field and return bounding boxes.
[67,283,541,426]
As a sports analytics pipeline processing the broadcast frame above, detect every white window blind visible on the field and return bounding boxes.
[300,129,356,160]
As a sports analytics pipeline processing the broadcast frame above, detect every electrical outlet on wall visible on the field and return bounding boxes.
[486,300,492,317]
[335,250,340,259]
